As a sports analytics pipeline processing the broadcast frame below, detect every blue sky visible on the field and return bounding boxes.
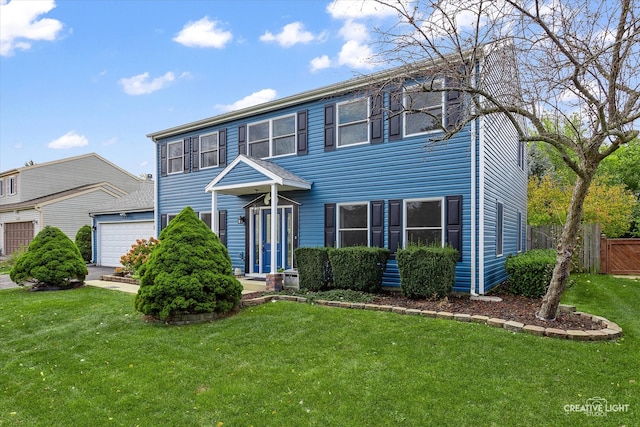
[0,0,400,176]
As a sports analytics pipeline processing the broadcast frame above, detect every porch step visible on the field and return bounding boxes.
[238,277,266,292]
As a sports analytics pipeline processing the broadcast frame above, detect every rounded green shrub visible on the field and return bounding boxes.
[397,245,458,299]
[504,249,555,298]
[10,226,88,288]
[75,225,92,263]
[134,206,243,320]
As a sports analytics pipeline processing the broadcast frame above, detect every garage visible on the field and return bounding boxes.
[4,221,34,255]
[98,221,154,267]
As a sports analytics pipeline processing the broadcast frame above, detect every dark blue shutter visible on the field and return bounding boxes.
[218,210,227,246]
[446,195,463,261]
[160,144,167,177]
[191,136,199,172]
[324,104,336,151]
[389,90,403,141]
[370,93,383,144]
[388,199,403,257]
[297,110,308,155]
[183,138,190,173]
[238,125,246,156]
[324,203,336,247]
[371,200,384,248]
[496,201,504,256]
[219,128,227,167]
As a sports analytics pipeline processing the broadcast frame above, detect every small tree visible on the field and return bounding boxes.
[75,225,92,263]
[10,226,88,288]
[120,237,159,277]
[134,207,243,320]
[370,0,640,320]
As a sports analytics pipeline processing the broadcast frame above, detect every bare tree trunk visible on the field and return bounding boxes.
[537,173,594,320]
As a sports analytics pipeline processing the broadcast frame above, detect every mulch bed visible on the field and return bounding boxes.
[241,290,601,331]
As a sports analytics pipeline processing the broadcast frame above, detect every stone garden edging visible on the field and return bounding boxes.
[241,295,623,341]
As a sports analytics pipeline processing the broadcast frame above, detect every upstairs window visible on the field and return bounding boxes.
[337,98,369,147]
[404,81,444,136]
[167,141,184,174]
[338,203,369,247]
[8,176,16,195]
[405,199,443,246]
[0,179,3,197]
[248,114,296,159]
[200,133,219,169]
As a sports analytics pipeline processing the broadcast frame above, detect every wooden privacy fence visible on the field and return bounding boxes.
[527,224,601,273]
[601,237,640,275]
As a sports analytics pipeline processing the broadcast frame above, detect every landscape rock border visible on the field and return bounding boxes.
[241,295,622,341]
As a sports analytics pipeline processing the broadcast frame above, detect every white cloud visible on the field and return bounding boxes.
[173,17,232,48]
[310,55,332,72]
[338,40,375,69]
[338,19,369,43]
[327,0,400,19]
[260,21,316,47]
[0,0,64,56]
[48,131,88,149]
[215,89,278,112]
[118,72,176,95]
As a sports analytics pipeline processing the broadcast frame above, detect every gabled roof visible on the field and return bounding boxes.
[89,181,154,215]
[205,155,312,196]
[0,153,139,180]
[0,182,126,213]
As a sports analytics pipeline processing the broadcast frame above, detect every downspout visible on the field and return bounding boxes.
[270,183,278,273]
[153,137,159,239]
[478,114,486,295]
[470,118,478,296]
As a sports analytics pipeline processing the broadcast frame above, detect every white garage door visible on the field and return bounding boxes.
[98,221,155,267]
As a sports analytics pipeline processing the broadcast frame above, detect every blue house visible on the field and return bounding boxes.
[147,62,527,294]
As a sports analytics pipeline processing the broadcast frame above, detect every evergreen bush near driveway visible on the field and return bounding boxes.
[294,247,333,291]
[397,245,458,299]
[10,226,88,288]
[75,225,92,263]
[505,249,556,298]
[328,247,390,293]
[134,206,243,320]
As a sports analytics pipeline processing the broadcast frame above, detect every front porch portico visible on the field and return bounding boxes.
[204,155,311,275]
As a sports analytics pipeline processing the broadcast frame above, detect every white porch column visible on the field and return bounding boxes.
[270,183,278,273]
[211,190,219,235]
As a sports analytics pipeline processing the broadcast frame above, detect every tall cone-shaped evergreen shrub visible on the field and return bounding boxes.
[10,226,88,288]
[134,206,243,320]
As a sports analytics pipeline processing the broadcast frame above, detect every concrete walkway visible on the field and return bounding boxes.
[1,275,265,295]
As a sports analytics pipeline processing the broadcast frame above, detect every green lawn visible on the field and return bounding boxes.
[0,274,637,426]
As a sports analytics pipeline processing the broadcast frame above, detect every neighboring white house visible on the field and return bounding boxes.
[0,153,142,256]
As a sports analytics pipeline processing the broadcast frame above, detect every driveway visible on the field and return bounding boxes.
[0,265,115,290]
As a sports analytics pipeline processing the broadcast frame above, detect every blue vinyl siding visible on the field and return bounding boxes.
[480,111,527,292]
[154,69,525,294]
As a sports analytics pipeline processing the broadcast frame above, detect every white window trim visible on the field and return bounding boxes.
[403,81,445,138]
[336,201,370,248]
[403,197,445,247]
[336,97,370,148]
[247,114,297,159]
[8,176,16,195]
[167,140,184,175]
[199,132,219,170]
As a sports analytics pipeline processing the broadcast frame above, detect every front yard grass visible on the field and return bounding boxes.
[0,274,637,426]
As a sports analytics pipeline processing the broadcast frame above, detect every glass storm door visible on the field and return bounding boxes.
[252,207,293,273]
